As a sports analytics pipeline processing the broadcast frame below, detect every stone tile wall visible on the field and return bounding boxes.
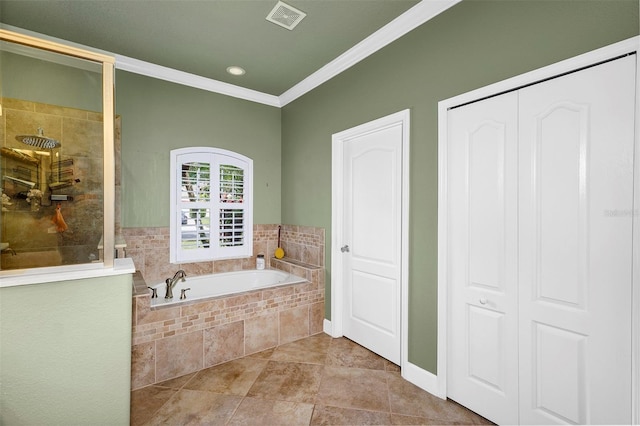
[128,224,325,390]
[279,225,325,267]
[122,224,324,286]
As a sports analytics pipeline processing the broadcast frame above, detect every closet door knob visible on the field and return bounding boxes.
[479,297,488,305]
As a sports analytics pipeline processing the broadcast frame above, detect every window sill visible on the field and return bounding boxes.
[0,257,136,288]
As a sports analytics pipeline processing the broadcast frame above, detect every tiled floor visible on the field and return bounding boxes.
[131,333,492,425]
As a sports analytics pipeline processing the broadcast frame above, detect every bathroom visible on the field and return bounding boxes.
[0,29,327,424]
[1,1,639,424]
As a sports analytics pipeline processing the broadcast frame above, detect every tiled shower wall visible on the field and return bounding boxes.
[1,98,121,268]
[127,224,325,389]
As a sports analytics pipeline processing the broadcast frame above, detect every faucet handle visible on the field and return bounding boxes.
[147,286,158,298]
[180,288,191,300]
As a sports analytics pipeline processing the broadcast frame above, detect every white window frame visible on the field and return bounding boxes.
[170,147,253,263]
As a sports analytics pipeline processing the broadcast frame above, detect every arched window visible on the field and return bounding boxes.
[170,147,253,263]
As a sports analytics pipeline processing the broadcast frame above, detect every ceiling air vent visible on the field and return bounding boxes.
[266,1,306,31]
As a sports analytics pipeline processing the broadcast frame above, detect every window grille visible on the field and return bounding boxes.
[180,208,210,249]
[219,165,244,203]
[220,209,244,247]
[181,162,211,202]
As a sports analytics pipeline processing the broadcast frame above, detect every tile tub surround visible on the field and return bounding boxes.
[122,224,325,286]
[129,224,325,389]
[131,265,324,389]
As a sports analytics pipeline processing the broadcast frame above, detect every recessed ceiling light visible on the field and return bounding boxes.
[226,66,246,76]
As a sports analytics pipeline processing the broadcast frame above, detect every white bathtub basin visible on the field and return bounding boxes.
[150,268,307,307]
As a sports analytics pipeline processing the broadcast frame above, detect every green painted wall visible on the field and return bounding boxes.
[116,71,282,227]
[0,274,133,425]
[281,0,639,374]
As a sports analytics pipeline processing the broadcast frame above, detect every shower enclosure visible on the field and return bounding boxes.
[0,30,116,272]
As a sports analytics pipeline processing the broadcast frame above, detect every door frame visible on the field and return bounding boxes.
[437,36,640,422]
[330,109,410,371]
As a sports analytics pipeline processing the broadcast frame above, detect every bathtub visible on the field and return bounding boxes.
[150,269,307,307]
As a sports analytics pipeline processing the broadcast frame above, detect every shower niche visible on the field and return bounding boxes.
[1,30,117,273]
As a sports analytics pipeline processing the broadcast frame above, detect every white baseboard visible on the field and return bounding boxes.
[402,361,446,400]
[323,319,333,335]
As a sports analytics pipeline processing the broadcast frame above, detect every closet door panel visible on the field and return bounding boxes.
[518,56,635,425]
[448,91,519,425]
[534,104,586,307]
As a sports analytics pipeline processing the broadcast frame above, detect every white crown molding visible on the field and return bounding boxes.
[1,24,281,107]
[2,0,461,108]
[278,0,462,107]
[114,55,281,107]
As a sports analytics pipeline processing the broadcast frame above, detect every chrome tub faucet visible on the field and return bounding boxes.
[165,270,187,299]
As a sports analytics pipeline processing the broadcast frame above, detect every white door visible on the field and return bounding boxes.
[447,91,520,425]
[518,55,635,425]
[338,116,405,365]
[447,56,635,425]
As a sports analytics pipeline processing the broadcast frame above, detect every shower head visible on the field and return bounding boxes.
[15,128,60,149]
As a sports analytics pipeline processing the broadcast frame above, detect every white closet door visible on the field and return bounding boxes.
[518,56,635,425]
[448,91,519,425]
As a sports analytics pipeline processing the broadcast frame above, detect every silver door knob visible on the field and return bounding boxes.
[341,245,350,253]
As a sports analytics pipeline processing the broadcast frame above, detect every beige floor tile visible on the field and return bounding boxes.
[390,413,445,425]
[155,372,196,390]
[385,359,401,372]
[130,386,176,426]
[316,365,390,412]
[387,372,491,424]
[245,347,276,359]
[285,332,332,353]
[391,413,492,425]
[228,396,315,425]
[183,357,268,396]
[130,334,493,426]
[144,388,242,425]
[326,337,387,370]
[247,360,324,404]
[310,405,392,425]
[442,400,494,425]
[271,333,331,364]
